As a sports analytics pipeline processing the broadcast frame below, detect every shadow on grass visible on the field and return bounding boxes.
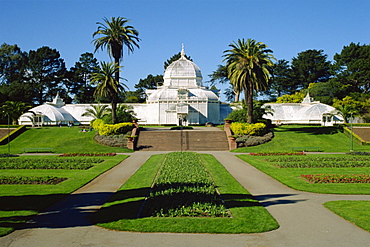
[273,126,341,135]
[1,190,305,233]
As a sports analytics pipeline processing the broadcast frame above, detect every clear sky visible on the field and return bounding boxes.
[2,0,370,100]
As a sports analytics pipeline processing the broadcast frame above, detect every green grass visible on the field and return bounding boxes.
[324,201,370,232]
[237,154,370,194]
[93,153,279,233]
[232,125,370,153]
[0,126,133,154]
[0,155,128,236]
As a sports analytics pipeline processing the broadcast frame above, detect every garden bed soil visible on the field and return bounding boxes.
[352,127,370,142]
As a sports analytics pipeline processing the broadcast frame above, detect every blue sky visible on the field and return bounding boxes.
[2,0,370,101]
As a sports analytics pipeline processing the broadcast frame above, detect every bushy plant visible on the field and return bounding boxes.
[236,132,273,147]
[92,119,134,136]
[94,133,127,147]
[230,122,267,136]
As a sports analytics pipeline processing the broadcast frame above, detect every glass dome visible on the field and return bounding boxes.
[163,46,202,88]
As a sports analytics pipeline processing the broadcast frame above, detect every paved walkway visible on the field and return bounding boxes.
[1,151,369,247]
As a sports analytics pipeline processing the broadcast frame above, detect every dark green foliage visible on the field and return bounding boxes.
[0,176,67,185]
[265,156,370,168]
[94,133,127,147]
[236,132,273,147]
[290,49,332,89]
[0,157,103,169]
[134,74,163,102]
[141,152,229,218]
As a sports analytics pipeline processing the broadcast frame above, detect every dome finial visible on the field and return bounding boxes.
[181,43,185,57]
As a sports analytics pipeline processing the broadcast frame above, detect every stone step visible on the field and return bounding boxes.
[137,130,229,151]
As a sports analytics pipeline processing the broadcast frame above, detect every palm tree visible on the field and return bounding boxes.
[91,61,128,123]
[82,104,111,120]
[92,16,140,82]
[0,101,30,125]
[223,39,275,123]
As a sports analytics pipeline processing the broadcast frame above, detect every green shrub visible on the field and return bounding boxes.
[92,119,134,136]
[236,132,273,147]
[94,133,127,147]
[230,122,267,136]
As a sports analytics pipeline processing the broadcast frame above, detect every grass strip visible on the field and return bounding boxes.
[237,154,370,194]
[0,155,128,236]
[324,201,370,232]
[94,152,279,233]
[232,125,370,153]
[0,127,133,154]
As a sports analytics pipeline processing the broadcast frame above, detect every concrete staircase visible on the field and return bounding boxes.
[136,129,229,151]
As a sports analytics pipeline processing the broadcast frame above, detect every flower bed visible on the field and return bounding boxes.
[265,156,370,168]
[301,174,370,183]
[250,152,305,156]
[58,152,116,157]
[0,157,104,169]
[0,175,67,185]
[140,152,229,218]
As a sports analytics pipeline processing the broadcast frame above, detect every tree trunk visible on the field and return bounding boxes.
[112,56,120,124]
[111,98,117,124]
[246,81,254,124]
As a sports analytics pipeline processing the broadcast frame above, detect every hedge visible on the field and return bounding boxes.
[91,119,134,136]
[230,122,267,136]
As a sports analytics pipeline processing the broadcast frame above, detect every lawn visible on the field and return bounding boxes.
[0,126,133,154]
[232,125,370,153]
[236,154,370,194]
[324,201,370,232]
[237,153,370,232]
[0,154,128,236]
[93,152,279,234]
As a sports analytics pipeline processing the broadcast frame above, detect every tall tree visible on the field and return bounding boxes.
[91,61,127,123]
[134,74,163,102]
[92,16,140,83]
[0,44,34,104]
[26,46,66,104]
[269,59,295,98]
[290,49,332,89]
[67,52,99,103]
[223,38,275,123]
[333,42,370,95]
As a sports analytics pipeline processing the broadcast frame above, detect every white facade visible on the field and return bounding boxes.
[263,94,344,126]
[18,46,231,126]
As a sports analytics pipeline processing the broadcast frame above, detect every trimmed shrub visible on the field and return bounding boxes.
[236,132,274,147]
[94,133,127,147]
[230,122,267,136]
[92,119,134,136]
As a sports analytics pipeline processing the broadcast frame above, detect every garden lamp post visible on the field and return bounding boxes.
[7,113,10,153]
[350,112,354,152]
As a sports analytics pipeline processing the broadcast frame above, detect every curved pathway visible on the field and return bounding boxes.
[1,151,369,247]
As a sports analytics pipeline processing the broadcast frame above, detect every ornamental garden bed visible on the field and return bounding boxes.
[0,155,128,237]
[237,154,370,194]
[93,152,279,234]
[0,175,67,185]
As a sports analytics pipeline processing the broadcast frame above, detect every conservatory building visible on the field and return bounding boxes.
[262,93,344,126]
[18,46,231,126]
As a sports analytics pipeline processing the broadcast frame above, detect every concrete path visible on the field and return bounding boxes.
[1,151,369,247]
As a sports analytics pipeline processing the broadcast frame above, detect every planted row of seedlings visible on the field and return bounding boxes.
[265,156,370,168]
[301,174,370,183]
[0,175,67,185]
[140,152,230,218]
[0,157,104,169]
